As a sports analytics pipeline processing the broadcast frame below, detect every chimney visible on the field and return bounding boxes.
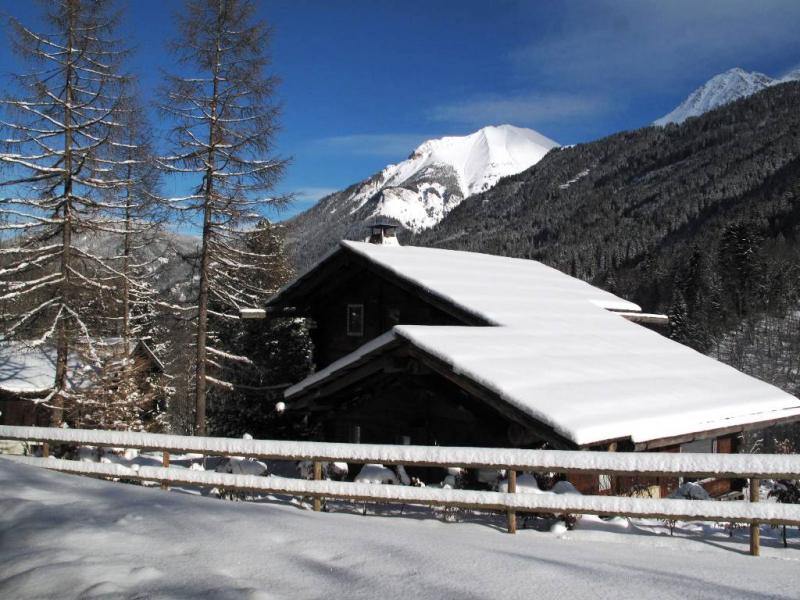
[366,222,400,246]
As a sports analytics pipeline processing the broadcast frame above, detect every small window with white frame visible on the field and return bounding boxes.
[347,304,364,336]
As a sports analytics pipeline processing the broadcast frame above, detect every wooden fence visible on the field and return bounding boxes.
[2,425,800,556]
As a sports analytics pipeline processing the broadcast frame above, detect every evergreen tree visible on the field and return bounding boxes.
[718,222,763,319]
[208,221,313,439]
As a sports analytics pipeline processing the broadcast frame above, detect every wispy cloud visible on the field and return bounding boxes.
[429,92,610,127]
[309,133,435,158]
[293,186,339,202]
[509,0,800,90]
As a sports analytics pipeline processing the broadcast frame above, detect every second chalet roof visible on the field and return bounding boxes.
[0,339,163,396]
[279,242,800,447]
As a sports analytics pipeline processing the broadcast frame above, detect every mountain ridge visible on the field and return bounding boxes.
[655,67,800,125]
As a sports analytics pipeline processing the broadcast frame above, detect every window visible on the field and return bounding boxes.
[680,438,716,453]
[347,304,364,336]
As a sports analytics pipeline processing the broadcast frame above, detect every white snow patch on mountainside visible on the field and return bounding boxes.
[655,67,800,126]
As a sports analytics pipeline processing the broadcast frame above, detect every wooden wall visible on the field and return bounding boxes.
[304,264,465,368]
[0,393,48,427]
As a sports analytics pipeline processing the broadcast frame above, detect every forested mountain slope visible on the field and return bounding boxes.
[415,82,800,402]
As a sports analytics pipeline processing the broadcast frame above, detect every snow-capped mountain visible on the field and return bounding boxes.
[655,67,800,126]
[285,125,558,267]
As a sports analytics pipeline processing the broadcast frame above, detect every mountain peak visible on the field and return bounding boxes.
[285,125,559,268]
[654,67,774,126]
[402,125,559,200]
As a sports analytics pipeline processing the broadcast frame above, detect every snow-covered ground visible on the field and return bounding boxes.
[1,460,798,599]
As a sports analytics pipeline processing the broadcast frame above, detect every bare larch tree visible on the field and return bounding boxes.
[111,95,162,345]
[0,0,140,425]
[74,94,170,432]
[158,0,287,434]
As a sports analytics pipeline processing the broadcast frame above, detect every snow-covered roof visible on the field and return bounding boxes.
[283,242,800,447]
[0,343,90,395]
[0,339,160,395]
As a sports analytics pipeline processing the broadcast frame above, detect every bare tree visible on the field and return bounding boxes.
[110,95,163,345]
[0,0,138,425]
[158,0,287,434]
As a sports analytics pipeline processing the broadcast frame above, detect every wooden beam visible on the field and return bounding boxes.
[5,426,800,480]
[14,457,800,531]
[635,413,800,451]
[612,311,669,326]
[313,461,322,512]
[161,451,170,491]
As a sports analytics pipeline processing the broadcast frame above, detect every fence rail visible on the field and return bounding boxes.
[2,425,799,556]
[3,425,800,479]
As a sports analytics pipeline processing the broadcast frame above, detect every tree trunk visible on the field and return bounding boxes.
[122,161,132,344]
[194,0,224,436]
[53,0,77,427]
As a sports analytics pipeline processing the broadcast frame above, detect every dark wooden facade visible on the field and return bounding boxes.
[269,249,482,370]
[0,390,49,427]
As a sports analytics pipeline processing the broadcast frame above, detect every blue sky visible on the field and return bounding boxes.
[2,0,800,220]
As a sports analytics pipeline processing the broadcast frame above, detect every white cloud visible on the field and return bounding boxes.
[430,92,610,127]
[309,133,434,158]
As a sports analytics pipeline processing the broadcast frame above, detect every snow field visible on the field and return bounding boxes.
[1,459,799,600]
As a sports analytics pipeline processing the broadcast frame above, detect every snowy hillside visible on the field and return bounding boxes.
[655,67,800,125]
[285,125,558,268]
[72,228,200,302]
[2,459,799,599]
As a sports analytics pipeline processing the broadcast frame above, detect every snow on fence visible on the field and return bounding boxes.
[2,425,800,556]
[3,425,800,478]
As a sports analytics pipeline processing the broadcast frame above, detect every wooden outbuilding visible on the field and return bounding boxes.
[0,338,164,427]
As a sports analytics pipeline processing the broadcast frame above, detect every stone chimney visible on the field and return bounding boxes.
[366,222,400,246]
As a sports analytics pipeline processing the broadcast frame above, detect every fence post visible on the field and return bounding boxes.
[313,461,322,512]
[161,451,170,491]
[507,469,517,534]
[42,442,49,458]
[749,478,760,557]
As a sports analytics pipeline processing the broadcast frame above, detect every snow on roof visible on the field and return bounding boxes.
[394,325,800,446]
[0,338,157,395]
[284,242,800,447]
[0,343,86,395]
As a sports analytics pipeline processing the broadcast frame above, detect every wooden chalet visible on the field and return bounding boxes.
[266,230,800,495]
